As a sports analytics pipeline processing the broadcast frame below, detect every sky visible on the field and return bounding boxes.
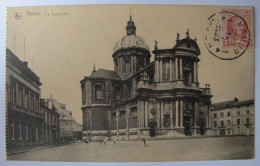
[6,5,254,124]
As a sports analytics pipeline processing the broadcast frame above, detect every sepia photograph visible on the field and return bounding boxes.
[4,4,255,162]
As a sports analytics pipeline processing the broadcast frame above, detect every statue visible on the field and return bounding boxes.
[154,40,158,49]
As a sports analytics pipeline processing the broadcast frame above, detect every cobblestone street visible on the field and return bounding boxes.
[7,136,254,162]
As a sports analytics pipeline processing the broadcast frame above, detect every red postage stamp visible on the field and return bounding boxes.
[221,8,254,48]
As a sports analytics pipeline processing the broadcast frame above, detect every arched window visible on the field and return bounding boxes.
[95,84,103,99]
[123,59,130,73]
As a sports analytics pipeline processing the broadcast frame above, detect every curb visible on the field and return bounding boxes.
[7,143,70,155]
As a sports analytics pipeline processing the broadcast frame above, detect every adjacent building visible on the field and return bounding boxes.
[46,97,81,142]
[81,16,213,141]
[40,99,60,144]
[210,98,254,136]
[6,49,44,149]
[72,119,83,140]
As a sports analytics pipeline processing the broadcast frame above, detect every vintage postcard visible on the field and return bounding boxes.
[5,5,254,162]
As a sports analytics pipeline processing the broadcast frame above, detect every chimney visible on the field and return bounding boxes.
[23,61,28,67]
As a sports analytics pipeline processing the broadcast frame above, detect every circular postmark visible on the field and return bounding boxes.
[203,11,250,60]
[14,12,22,20]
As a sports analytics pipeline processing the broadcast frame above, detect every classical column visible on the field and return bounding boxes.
[154,59,158,82]
[175,99,179,127]
[170,59,173,81]
[180,57,183,80]
[22,86,25,107]
[196,62,198,82]
[140,100,144,128]
[207,105,211,127]
[16,82,18,105]
[193,61,197,82]
[145,101,148,128]
[156,58,160,82]
[159,59,163,82]
[131,56,134,72]
[157,102,160,128]
[121,57,123,73]
[194,102,198,127]
[180,99,184,127]
[173,58,176,80]
[116,108,119,134]
[143,100,145,128]
[161,101,164,128]
[134,56,137,71]
[170,100,173,128]
[175,57,179,80]
[126,106,129,139]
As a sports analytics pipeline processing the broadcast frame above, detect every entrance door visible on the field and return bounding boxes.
[220,129,226,136]
[183,116,191,135]
[148,121,157,137]
[149,126,155,137]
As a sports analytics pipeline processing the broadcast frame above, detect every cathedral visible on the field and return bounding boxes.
[80,16,213,141]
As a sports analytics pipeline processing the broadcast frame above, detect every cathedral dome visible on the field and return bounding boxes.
[113,35,150,53]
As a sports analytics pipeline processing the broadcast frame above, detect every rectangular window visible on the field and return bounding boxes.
[246,104,250,107]
[120,110,126,118]
[237,111,240,115]
[246,118,250,124]
[111,112,116,120]
[214,121,217,127]
[214,113,217,118]
[227,120,230,126]
[130,107,138,116]
[227,112,231,117]
[66,123,70,129]
[221,121,224,127]
[237,119,240,125]
[246,110,250,115]
[221,112,224,118]
[95,84,103,99]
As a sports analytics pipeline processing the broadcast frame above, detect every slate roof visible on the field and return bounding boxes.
[211,99,254,110]
[89,69,122,80]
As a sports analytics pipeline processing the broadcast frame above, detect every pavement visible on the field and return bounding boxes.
[7,143,70,155]
[6,135,222,155]
[7,136,254,162]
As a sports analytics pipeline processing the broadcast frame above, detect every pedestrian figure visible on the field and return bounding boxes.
[142,138,146,147]
[100,139,102,144]
[103,139,106,145]
[113,138,117,144]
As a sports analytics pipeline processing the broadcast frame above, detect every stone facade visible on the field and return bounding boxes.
[40,99,60,144]
[210,98,254,136]
[81,16,212,141]
[6,49,44,149]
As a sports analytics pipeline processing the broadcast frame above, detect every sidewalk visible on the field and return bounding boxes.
[7,143,70,155]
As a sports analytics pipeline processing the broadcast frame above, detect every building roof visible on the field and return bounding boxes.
[6,48,42,86]
[89,68,122,80]
[113,16,149,54]
[211,98,254,110]
[113,35,150,54]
